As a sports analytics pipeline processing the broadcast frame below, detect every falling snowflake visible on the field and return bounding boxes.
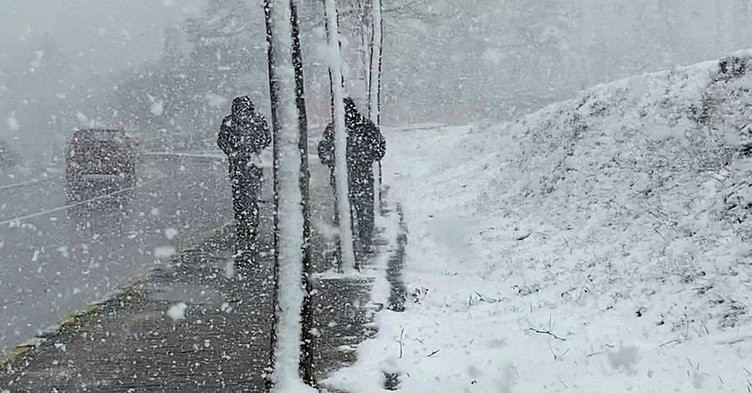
[164,228,179,240]
[7,112,19,131]
[167,302,187,321]
[154,245,176,259]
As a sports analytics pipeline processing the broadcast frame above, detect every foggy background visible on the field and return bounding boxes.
[1,0,751,169]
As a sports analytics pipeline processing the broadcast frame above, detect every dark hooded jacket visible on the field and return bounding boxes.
[217,98,271,175]
[318,100,385,252]
[317,104,386,174]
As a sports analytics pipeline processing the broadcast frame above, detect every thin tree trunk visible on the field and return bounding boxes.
[264,3,280,389]
[368,0,384,217]
[324,0,357,273]
[289,0,315,385]
[367,0,383,123]
[264,0,316,390]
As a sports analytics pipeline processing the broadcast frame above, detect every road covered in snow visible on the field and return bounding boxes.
[0,154,233,351]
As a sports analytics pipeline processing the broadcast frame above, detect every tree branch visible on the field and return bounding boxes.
[528,327,567,341]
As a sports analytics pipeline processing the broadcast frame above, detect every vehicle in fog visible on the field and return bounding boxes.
[64,128,136,201]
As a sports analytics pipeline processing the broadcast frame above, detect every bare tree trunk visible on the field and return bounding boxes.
[339,0,371,100]
[368,0,384,217]
[289,0,315,385]
[325,0,357,273]
[264,0,316,390]
[263,7,280,390]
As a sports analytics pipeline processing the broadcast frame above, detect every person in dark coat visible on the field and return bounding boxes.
[217,96,271,261]
[318,97,386,258]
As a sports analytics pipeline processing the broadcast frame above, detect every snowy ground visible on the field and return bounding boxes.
[326,54,752,392]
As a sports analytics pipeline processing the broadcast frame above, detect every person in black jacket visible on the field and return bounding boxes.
[318,97,386,257]
[217,96,271,260]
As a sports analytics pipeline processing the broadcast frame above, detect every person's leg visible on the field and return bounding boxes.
[360,175,375,252]
[246,165,263,247]
[231,175,248,241]
[330,168,339,225]
[230,170,253,274]
[327,168,343,269]
[354,180,374,252]
[350,175,369,264]
[234,169,258,272]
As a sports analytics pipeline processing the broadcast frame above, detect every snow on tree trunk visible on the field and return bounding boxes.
[264,0,316,391]
[324,0,357,273]
[289,0,315,384]
[368,0,384,218]
[353,3,371,101]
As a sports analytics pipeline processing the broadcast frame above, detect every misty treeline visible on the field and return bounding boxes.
[1,0,751,166]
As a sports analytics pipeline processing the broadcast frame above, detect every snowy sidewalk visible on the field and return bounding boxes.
[306,157,407,387]
[0,159,403,391]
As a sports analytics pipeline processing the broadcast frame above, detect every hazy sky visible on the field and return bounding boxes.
[0,0,206,77]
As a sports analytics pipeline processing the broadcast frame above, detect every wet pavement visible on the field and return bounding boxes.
[1,225,275,391]
[0,155,234,351]
[0,145,406,391]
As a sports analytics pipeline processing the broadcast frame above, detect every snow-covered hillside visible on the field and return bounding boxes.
[327,54,752,392]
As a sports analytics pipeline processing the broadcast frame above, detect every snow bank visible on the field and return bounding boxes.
[327,55,752,392]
